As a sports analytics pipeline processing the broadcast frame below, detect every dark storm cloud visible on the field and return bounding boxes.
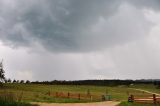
[128,0,160,10]
[0,0,158,52]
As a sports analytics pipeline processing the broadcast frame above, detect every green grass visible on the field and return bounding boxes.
[34,96,97,103]
[119,102,160,106]
[0,83,153,103]
[0,99,37,106]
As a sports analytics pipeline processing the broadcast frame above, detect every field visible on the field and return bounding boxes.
[0,84,152,102]
[0,83,160,106]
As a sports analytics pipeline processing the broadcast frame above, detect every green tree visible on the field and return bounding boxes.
[20,80,24,83]
[0,60,5,83]
[26,80,30,84]
[7,78,11,83]
[13,79,17,83]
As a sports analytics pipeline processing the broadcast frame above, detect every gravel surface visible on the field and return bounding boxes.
[32,101,121,106]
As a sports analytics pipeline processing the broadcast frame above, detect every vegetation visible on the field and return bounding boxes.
[0,90,37,106]
[0,60,5,83]
[0,83,150,103]
[0,99,37,106]
[0,82,160,105]
[1,84,160,105]
[119,102,160,106]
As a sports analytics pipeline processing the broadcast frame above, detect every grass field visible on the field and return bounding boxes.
[0,83,152,103]
[0,99,37,106]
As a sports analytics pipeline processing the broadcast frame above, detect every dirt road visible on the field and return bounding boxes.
[32,101,120,106]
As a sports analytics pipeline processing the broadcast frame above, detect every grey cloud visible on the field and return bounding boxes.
[109,39,160,79]
[0,0,156,52]
[128,0,160,11]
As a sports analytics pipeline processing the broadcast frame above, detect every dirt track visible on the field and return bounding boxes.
[32,101,120,106]
[130,88,160,96]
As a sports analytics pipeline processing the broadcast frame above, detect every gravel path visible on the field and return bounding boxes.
[32,101,121,106]
[130,88,160,96]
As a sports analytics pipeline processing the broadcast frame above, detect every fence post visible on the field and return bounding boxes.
[153,94,156,104]
[48,91,51,96]
[56,92,58,97]
[131,95,134,102]
[90,95,92,100]
[68,92,70,98]
[78,94,80,100]
[87,89,90,95]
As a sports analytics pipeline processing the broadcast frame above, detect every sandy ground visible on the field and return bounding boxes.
[32,101,121,106]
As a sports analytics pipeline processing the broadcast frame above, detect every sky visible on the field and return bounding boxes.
[0,0,160,81]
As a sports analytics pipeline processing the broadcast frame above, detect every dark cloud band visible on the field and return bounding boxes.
[0,0,158,52]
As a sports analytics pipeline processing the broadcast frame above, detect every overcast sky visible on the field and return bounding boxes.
[1,0,160,81]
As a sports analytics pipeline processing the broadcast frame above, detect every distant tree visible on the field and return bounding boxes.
[20,80,24,84]
[0,60,5,83]
[13,79,16,83]
[7,79,11,83]
[16,80,19,83]
[26,80,30,84]
[4,79,8,83]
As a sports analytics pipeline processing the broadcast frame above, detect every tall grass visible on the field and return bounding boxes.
[0,99,37,106]
[0,90,37,106]
[0,90,15,101]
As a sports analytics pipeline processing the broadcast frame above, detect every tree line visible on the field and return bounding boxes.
[3,79,160,87]
[31,79,160,87]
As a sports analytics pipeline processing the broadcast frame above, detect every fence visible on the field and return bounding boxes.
[128,94,160,104]
[47,91,105,101]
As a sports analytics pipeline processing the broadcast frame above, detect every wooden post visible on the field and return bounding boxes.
[56,92,58,97]
[153,94,156,104]
[87,89,90,95]
[131,95,134,102]
[48,91,51,96]
[90,95,92,100]
[68,92,70,98]
[102,95,105,101]
[78,94,80,100]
